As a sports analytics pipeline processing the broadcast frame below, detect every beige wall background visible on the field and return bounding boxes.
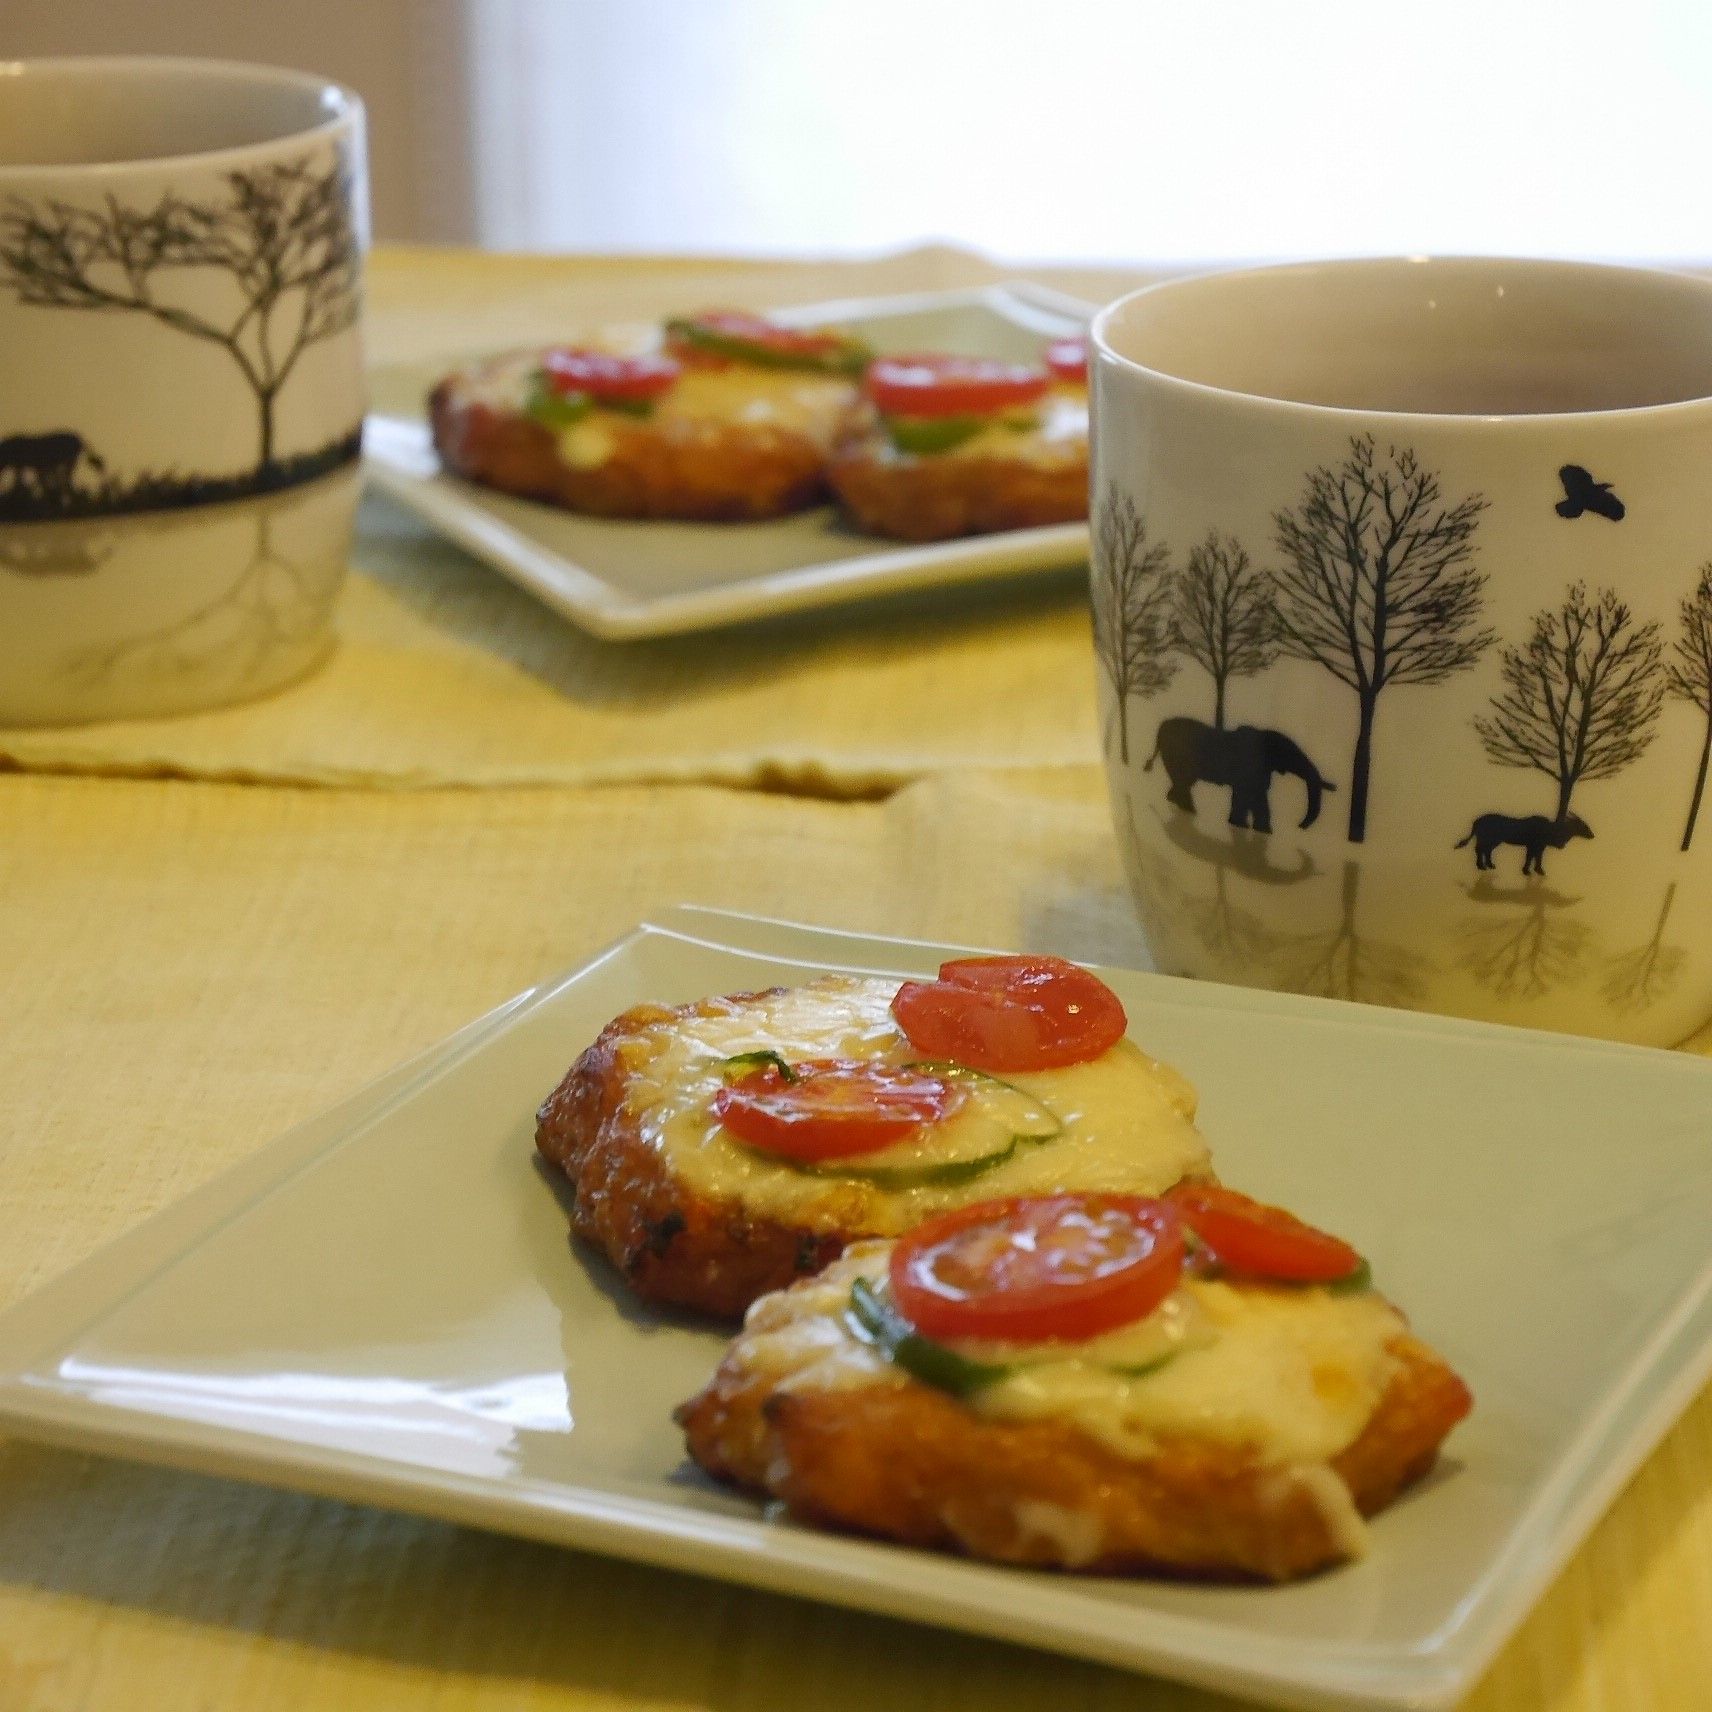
[6,0,478,243]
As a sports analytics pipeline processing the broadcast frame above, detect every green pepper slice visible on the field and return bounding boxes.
[882,414,987,456]
[524,371,593,428]
[718,1050,798,1083]
[664,318,871,376]
[1326,1257,1374,1295]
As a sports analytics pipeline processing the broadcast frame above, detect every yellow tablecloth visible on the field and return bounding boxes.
[3,247,1711,1712]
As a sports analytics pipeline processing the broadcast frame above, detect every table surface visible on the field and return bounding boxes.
[2,245,1709,1712]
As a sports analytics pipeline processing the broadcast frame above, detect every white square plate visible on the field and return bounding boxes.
[1,908,1709,1711]
[362,284,1095,639]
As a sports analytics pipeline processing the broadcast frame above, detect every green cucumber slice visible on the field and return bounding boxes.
[718,1056,1061,1190]
[902,1062,1063,1140]
[796,1135,1021,1190]
[776,1061,1062,1188]
[847,1279,1186,1395]
[1105,1350,1179,1380]
[846,1277,1011,1397]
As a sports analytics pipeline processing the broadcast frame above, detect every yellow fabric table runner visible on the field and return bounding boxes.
[3,247,1711,1712]
[0,247,1139,794]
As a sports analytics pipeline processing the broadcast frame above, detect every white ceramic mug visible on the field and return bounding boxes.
[0,57,367,723]
[1091,257,1712,1046]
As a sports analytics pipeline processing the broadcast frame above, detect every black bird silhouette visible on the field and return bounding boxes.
[1556,464,1625,521]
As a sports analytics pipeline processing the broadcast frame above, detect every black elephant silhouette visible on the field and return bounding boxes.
[1145,716,1336,833]
[1455,812,1593,877]
[0,431,106,501]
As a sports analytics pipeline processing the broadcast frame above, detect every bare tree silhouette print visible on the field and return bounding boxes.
[1092,486,1176,762]
[1170,531,1278,729]
[1272,436,1492,842]
[1459,881,1593,1000]
[1601,883,1686,1015]
[1266,859,1429,1008]
[0,153,359,473]
[1666,565,1712,850]
[68,511,336,689]
[1474,582,1664,822]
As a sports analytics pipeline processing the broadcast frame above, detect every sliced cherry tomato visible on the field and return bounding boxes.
[864,354,1050,420]
[1044,337,1088,383]
[714,1058,964,1163]
[541,348,681,404]
[664,310,870,373]
[1170,1184,1362,1283]
[891,1193,1184,1342]
[891,954,1127,1073]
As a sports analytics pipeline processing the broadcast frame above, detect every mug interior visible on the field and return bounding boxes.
[1097,257,1712,415]
[0,58,351,172]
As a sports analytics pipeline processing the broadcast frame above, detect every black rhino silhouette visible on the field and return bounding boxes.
[0,431,106,501]
[1145,716,1336,833]
[1455,812,1593,877]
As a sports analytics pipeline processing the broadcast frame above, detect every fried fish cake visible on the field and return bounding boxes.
[534,972,1209,1319]
[677,1240,1472,1581]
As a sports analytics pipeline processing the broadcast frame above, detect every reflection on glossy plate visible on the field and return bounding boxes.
[362,284,1095,640]
[0,909,1709,1711]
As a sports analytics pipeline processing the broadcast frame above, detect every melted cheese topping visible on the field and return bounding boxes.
[736,1243,1404,1555]
[964,1276,1403,1467]
[446,346,858,469]
[622,976,1211,1227]
[651,368,857,445]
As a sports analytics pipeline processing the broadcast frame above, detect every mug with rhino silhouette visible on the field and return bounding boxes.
[0,58,366,720]
[1091,256,1712,1045]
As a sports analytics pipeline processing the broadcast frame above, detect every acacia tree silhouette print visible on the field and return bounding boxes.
[0,151,360,502]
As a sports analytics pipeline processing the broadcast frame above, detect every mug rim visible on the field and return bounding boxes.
[0,55,362,182]
[1091,254,1712,427]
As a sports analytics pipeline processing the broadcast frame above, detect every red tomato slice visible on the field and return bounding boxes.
[1170,1184,1362,1283]
[714,1058,964,1163]
[1044,337,1088,382]
[891,954,1127,1073]
[865,354,1050,420]
[541,348,681,404]
[891,1194,1184,1342]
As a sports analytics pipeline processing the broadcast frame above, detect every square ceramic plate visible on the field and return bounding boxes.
[1,908,1709,1712]
[361,284,1095,639]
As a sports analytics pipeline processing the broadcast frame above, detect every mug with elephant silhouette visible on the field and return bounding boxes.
[0,58,367,722]
[1091,256,1712,1045]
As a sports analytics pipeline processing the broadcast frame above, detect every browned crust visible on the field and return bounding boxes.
[677,1332,1472,1581]
[827,437,1089,542]
[428,377,833,521]
[534,994,872,1318]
